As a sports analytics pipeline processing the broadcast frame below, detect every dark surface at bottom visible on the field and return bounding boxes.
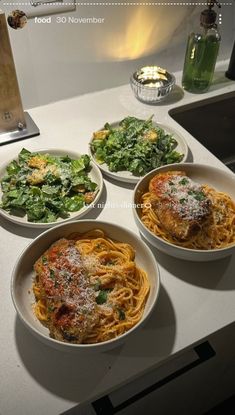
[205,395,235,414]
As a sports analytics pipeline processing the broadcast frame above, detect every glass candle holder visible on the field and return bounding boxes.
[130,66,175,104]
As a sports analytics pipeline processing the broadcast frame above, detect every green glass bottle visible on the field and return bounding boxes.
[182,2,221,93]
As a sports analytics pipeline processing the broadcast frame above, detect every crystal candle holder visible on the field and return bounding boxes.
[130,66,175,104]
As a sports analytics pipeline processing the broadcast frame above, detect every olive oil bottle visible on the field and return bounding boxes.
[182,1,221,93]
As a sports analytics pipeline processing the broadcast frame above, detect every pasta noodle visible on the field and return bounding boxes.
[33,230,150,344]
[140,174,235,250]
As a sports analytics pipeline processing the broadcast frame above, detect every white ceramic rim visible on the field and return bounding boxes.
[11,219,160,350]
[89,121,189,184]
[0,148,104,228]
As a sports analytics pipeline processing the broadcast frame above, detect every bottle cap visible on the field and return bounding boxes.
[200,9,217,27]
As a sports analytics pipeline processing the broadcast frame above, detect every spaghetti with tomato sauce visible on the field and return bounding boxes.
[33,230,150,344]
[140,171,235,250]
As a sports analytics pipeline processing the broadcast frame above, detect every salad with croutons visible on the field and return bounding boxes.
[0,149,98,223]
[90,115,184,176]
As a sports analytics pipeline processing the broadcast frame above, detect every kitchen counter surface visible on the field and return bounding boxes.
[1,60,235,415]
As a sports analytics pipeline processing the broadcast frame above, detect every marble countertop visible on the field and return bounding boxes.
[1,61,235,415]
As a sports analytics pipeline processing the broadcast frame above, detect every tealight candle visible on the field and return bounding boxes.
[130,65,175,104]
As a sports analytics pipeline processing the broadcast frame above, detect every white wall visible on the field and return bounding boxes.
[3,0,235,109]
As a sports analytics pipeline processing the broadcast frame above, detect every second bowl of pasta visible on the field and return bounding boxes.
[133,163,235,261]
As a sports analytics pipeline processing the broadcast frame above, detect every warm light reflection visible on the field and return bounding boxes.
[102,6,193,61]
[190,46,196,60]
[105,8,157,60]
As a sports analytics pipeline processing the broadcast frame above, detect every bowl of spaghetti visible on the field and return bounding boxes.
[11,220,160,351]
[133,163,235,261]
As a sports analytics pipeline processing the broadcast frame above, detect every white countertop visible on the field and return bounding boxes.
[1,61,235,415]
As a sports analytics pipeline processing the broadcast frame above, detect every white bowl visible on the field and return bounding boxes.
[133,163,235,262]
[11,220,160,352]
[0,149,103,228]
[89,121,189,184]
